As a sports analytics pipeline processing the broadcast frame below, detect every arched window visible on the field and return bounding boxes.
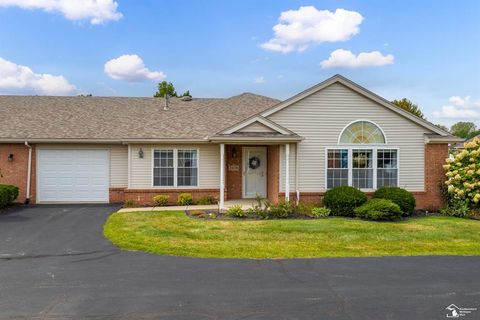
[339,120,386,144]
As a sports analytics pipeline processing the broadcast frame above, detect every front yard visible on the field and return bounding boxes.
[104,211,480,259]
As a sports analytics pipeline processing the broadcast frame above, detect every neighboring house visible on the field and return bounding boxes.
[452,134,478,151]
[0,75,462,209]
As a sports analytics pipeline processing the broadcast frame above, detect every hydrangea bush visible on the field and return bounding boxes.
[444,137,480,208]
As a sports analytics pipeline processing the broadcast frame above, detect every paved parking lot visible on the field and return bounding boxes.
[0,205,479,319]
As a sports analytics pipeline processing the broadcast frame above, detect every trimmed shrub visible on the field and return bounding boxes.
[354,199,403,221]
[197,195,217,205]
[153,194,170,206]
[268,201,292,219]
[177,193,193,205]
[311,207,331,218]
[226,205,246,218]
[0,184,19,208]
[323,186,367,216]
[373,187,415,215]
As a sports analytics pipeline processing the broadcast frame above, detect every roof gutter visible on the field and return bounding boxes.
[24,141,32,204]
[209,136,303,143]
[424,135,464,144]
[0,138,211,144]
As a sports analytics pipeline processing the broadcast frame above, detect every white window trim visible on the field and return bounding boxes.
[337,119,388,145]
[151,148,200,188]
[324,146,400,192]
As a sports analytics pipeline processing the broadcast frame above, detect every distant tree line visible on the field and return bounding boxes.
[391,98,479,139]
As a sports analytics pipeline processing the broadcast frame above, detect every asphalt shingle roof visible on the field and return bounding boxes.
[0,93,280,140]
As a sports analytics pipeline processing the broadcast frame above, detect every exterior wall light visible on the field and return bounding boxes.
[231,147,237,159]
[138,148,144,159]
[7,154,13,162]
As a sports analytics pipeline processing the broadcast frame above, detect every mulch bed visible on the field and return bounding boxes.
[186,209,480,221]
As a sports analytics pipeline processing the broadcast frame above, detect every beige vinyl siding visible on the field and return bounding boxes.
[237,121,277,133]
[268,83,432,192]
[129,144,220,189]
[36,144,128,187]
[109,145,128,187]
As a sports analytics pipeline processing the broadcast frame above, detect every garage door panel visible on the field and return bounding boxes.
[38,150,109,203]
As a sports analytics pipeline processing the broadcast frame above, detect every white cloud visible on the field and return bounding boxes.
[320,49,394,68]
[104,54,166,82]
[0,0,122,24]
[0,57,76,95]
[254,76,265,84]
[433,96,480,119]
[277,74,284,79]
[261,6,363,53]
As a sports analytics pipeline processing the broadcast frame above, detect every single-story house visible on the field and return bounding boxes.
[0,75,462,209]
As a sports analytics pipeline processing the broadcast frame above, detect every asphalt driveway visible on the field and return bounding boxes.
[0,205,479,320]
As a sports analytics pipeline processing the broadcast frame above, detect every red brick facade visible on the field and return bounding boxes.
[413,143,449,210]
[120,188,221,206]
[226,145,242,200]
[266,145,280,204]
[0,143,36,204]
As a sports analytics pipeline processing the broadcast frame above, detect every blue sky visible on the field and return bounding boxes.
[0,0,479,127]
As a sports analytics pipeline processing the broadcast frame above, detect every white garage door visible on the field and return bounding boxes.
[37,149,109,203]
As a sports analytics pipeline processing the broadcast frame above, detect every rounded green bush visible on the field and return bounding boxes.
[153,194,170,206]
[197,195,217,205]
[177,193,193,205]
[373,187,415,215]
[0,184,19,208]
[354,199,403,221]
[323,186,367,216]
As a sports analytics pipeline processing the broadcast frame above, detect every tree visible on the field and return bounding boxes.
[435,124,449,132]
[154,81,177,98]
[450,122,478,139]
[181,90,191,97]
[391,98,425,119]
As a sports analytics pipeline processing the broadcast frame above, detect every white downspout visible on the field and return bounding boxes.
[219,144,225,210]
[285,143,290,202]
[24,141,32,204]
[295,142,299,205]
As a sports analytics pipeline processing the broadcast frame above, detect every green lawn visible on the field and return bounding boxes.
[103,211,480,259]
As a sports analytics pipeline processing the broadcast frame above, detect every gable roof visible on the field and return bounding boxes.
[0,93,279,142]
[219,115,296,135]
[260,74,452,137]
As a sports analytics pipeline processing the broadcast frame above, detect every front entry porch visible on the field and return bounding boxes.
[219,143,292,209]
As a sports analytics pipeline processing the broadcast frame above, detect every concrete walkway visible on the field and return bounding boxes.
[118,199,258,213]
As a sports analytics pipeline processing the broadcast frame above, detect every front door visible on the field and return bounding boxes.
[243,147,267,198]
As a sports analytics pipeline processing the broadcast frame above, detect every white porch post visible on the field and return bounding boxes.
[220,143,225,210]
[285,143,290,202]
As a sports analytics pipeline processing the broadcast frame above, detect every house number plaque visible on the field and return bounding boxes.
[228,164,239,172]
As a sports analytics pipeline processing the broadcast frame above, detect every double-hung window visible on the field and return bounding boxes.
[177,150,198,186]
[327,149,349,188]
[352,149,373,189]
[377,149,398,187]
[153,149,198,187]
